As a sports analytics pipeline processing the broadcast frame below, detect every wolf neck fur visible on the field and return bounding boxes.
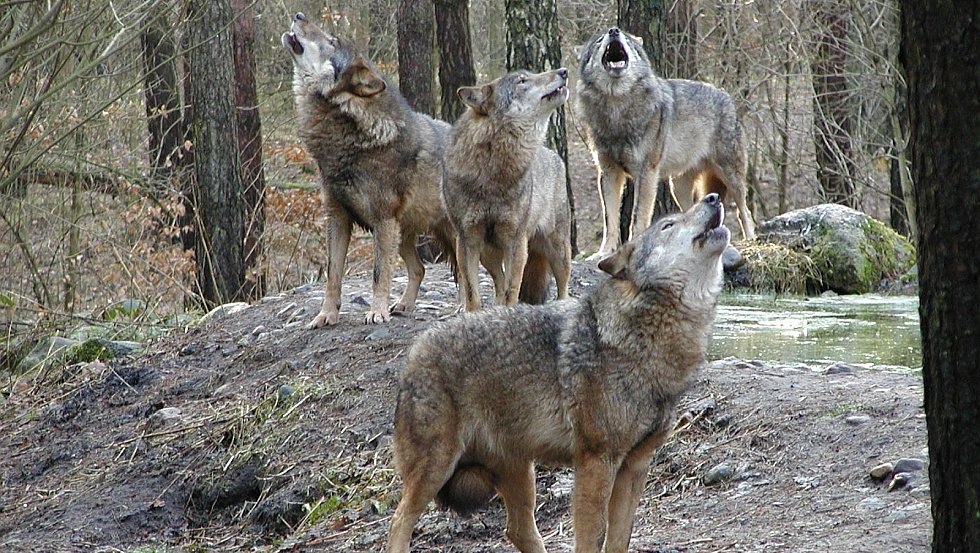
[451,111,546,185]
[593,279,714,395]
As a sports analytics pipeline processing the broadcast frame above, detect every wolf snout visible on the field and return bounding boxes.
[702,193,721,207]
[557,68,568,80]
[294,12,306,22]
[608,27,621,38]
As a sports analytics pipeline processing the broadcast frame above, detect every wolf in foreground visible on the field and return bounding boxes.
[386,194,730,553]
[442,68,573,310]
[282,13,456,326]
[577,26,756,259]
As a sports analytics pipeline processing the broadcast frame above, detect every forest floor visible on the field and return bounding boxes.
[0,259,930,553]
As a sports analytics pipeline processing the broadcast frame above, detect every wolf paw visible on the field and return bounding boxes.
[308,311,340,328]
[390,302,413,313]
[364,309,391,324]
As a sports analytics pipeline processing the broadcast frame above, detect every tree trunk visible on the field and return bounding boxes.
[808,0,858,207]
[434,0,476,123]
[617,0,675,243]
[665,0,697,79]
[397,0,435,116]
[901,1,980,551]
[504,0,577,253]
[186,0,245,307]
[231,0,266,301]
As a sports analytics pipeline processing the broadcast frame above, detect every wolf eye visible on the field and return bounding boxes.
[516,74,527,84]
[661,221,675,231]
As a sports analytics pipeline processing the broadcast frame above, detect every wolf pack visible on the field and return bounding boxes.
[282,12,753,553]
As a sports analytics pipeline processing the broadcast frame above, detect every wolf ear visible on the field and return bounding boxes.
[348,57,386,97]
[598,242,635,280]
[458,84,493,115]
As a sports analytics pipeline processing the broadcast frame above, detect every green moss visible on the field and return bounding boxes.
[64,338,114,364]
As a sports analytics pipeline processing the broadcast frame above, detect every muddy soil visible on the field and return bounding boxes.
[0,261,929,553]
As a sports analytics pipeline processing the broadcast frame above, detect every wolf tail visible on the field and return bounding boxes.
[518,250,550,304]
[435,463,496,516]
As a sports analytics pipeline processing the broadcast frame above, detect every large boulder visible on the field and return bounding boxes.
[730,204,915,294]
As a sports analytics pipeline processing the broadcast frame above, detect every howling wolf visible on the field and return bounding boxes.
[282,12,456,326]
[578,26,756,259]
[442,68,572,310]
[387,194,730,553]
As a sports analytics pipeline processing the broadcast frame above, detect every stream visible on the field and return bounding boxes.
[710,293,922,371]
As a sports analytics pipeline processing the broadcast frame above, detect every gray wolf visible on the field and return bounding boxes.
[577,26,756,259]
[442,68,572,310]
[386,193,730,553]
[282,12,456,326]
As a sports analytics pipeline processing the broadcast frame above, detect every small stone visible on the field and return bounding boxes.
[713,414,733,428]
[825,362,856,375]
[893,458,925,473]
[251,325,267,336]
[870,462,894,481]
[857,497,887,512]
[352,296,370,307]
[888,472,913,491]
[845,414,873,426]
[279,384,296,399]
[149,407,182,429]
[704,463,734,486]
[275,302,298,318]
[366,328,390,341]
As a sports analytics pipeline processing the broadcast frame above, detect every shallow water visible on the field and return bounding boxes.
[710,293,922,370]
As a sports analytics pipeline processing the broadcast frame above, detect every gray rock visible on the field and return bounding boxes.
[893,458,925,473]
[148,407,183,429]
[366,328,391,341]
[704,463,735,485]
[888,472,914,491]
[870,462,894,480]
[200,302,250,324]
[825,362,856,375]
[754,203,915,294]
[722,244,745,271]
[17,336,80,372]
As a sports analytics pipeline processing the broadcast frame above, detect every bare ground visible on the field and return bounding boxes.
[0,260,929,553]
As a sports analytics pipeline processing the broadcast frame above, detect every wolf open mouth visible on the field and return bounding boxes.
[543,84,567,101]
[602,39,629,72]
[283,32,304,55]
[694,203,728,247]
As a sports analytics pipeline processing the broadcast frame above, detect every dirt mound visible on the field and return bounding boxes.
[0,263,930,552]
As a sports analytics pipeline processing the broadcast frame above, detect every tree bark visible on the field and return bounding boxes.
[901,1,980,551]
[808,0,858,207]
[434,0,475,123]
[397,0,435,116]
[505,0,576,253]
[231,0,266,300]
[186,0,245,307]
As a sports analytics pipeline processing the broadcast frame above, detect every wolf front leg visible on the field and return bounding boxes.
[366,218,400,324]
[602,428,670,553]
[502,228,529,306]
[590,161,628,260]
[456,228,485,311]
[308,202,352,328]
[572,454,617,553]
[629,165,662,242]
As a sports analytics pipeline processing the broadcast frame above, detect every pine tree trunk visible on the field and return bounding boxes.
[434,0,475,123]
[397,0,435,116]
[901,1,980,551]
[504,0,577,253]
[186,0,245,307]
[232,0,266,300]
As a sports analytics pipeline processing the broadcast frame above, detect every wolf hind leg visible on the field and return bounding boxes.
[518,249,550,305]
[630,167,661,241]
[709,161,756,240]
[366,218,399,324]
[392,231,425,313]
[497,462,546,553]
